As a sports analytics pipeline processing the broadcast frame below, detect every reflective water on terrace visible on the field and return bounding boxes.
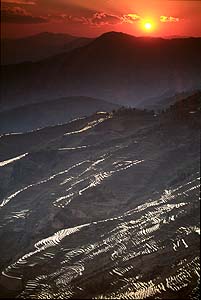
[0,174,199,299]
[0,109,200,299]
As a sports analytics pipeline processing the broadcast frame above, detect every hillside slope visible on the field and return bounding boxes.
[0,94,200,299]
[0,96,119,134]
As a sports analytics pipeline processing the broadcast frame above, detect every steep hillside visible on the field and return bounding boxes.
[0,95,200,299]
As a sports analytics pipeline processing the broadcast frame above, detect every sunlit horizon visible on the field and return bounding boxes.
[1,0,201,39]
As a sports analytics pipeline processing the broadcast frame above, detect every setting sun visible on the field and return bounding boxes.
[144,22,152,31]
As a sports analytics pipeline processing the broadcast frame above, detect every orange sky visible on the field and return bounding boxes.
[1,0,201,38]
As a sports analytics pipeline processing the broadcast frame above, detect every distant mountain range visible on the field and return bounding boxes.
[0,96,119,134]
[163,35,191,39]
[137,89,201,111]
[1,32,93,65]
[1,31,201,111]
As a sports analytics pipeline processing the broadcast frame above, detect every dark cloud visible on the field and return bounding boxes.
[1,6,48,23]
[89,12,121,26]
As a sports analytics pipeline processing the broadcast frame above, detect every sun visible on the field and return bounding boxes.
[144,22,152,31]
[140,20,156,34]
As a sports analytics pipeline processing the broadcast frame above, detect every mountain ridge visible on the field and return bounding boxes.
[1,32,93,65]
[1,31,201,110]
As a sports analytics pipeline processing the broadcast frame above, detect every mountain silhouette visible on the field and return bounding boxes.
[1,31,201,111]
[1,32,92,65]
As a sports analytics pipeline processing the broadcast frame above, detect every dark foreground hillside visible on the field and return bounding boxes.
[0,94,200,299]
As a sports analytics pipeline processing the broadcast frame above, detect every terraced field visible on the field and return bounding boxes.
[0,99,200,299]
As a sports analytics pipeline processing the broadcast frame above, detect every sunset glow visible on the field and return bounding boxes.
[1,1,201,39]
